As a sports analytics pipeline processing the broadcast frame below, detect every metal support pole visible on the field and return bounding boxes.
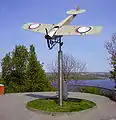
[58,37,63,106]
[63,80,68,100]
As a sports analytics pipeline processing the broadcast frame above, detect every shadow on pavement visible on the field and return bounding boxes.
[25,93,82,102]
[25,93,57,99]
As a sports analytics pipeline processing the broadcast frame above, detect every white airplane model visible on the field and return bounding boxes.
[23,7,102,49]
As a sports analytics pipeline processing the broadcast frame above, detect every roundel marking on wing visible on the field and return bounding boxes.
[28,23,40,29]
[75,26,92,34]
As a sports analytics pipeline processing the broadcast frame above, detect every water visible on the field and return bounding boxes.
[52,79,116,89]
[84,80,115,89]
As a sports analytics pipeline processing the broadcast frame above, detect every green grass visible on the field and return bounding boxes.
[71,86,104,96]
[27,98,96,112]
[47,74,106,82]
[80,86,103,95]
[74,75,105,80]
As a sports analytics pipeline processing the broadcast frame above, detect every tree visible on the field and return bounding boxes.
[105,33,116,85]
[1,44,54,93]
[11,45,28,85]
[48,53,86,100]
[0,77,4,84]
[48,53,87,81]
[26,45,53,92]
[1,52,12,85]
[1,45,29,92]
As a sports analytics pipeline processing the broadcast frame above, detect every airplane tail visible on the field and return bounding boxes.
[67,7,86,15]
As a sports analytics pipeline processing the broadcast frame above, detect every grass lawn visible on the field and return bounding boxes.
[27,98,96,112]
[77,75,106,80]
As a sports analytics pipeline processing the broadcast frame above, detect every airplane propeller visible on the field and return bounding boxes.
[44,28,59,50]
[45,28,48,35]
[45,28,51,49]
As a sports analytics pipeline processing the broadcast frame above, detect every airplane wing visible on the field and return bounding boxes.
[22,23,54,34]
[55,25,102,36]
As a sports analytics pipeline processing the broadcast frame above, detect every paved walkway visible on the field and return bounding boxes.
[0,92,116,120]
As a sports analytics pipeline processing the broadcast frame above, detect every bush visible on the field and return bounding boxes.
[80,86,103,95]
[0,77,4,84]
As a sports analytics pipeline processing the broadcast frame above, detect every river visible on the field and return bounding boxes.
[52,79,116,89]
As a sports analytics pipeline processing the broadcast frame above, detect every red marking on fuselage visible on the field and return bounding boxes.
[75,26,80,34]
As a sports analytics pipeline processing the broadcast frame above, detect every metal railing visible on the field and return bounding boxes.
[67,85,116,101]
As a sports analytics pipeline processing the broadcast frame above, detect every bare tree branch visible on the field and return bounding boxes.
[105,33,116,56]
[47,53,87,82]
[105,33,116,84]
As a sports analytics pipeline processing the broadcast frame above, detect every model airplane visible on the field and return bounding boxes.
[23,7,102,49]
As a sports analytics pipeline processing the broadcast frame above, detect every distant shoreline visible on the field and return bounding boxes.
[67,75,107,80]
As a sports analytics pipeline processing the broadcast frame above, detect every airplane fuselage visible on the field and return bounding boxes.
[45,14,76,40]
[23,7,102,50]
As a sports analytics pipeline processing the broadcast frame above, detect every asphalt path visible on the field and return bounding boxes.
[0,92,116,120]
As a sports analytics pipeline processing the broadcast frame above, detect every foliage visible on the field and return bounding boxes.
[79,86,114,100]
[1,44,54,93]
[4,84,26,93]
[80,86,103,95]
[105,33,116,85]
[26,45,54,92]
[47,74,105,82]
[74,75,105,80]
[0,76,4,84]
[1,52,12,85]
[27,98,96,112]
[11,45,28,85]
[1,45,29,93]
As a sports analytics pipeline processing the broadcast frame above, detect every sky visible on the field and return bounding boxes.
[0,0,116,72]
